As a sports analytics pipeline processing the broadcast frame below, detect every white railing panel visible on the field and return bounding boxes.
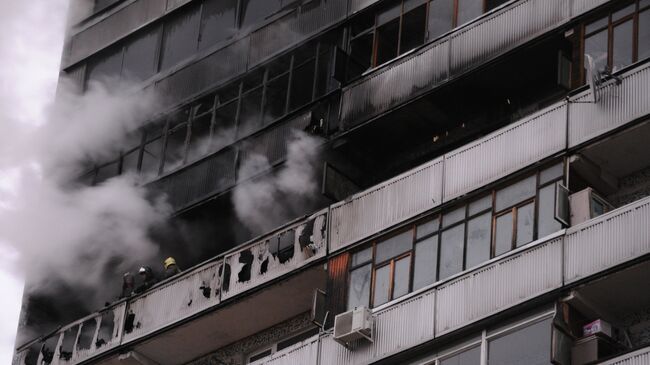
[564,196,650,284]
[330,158,443,253]
[251,337,319,365]
[598,346,650,365]
[121,262,221,343]
[435,237,563,336]
[569,62,650,148]
[222,210,328,300]
[443,102,567,202]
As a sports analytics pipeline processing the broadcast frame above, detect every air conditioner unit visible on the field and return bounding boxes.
[333,307,374,346]
[569,188,613,225]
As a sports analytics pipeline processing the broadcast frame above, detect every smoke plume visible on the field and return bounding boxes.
[233,130,324,234]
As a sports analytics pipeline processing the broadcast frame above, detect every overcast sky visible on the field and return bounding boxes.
[0,1,69,362]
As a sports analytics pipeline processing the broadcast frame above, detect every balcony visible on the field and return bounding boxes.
[597,346,650,364]
[14,209,327,365]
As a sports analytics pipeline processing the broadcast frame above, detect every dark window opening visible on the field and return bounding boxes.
[289,60,316,110]
[140,137,163,177]
[77,319,97,351]
[122,27,161,82]
[428,0,454,40]
[400,5,427,55]
[160,5,201,71]
[237,250,254,282]
[375,19,400,66]
[199,0,237,51]
[263,74,289,125]
[59,327,77,360]
[163,124,188,173]
[97,310,115,348]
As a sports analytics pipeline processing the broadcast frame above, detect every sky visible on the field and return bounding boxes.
[0,0,69,362]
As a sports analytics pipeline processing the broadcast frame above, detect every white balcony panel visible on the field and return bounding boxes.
[435,237,563,336]
[251,337,319,365]
[222,211,328,300]
[449,0,569,75]
[320,290,436,365]
[569,63,650,148]
[598,347,650,365]
[330,158,443,253]
[340,40,450,128]
[68,0,166,66]
[443,102,567,202]
[121,262,222,343]
[564,196,650,284]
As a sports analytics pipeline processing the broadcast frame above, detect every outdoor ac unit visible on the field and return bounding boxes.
[333,307,374,346]
[569,188,613,225]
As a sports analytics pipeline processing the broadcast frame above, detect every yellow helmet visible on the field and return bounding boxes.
[164,257,177,270]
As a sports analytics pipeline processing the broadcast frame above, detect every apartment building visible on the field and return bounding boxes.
[13,0,650,364]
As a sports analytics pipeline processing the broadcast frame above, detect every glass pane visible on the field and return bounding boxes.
[640,10,650,61]
[494,212,513,256]
[373,265,391,306]
[349,32,374,77]
[160,5,201,71]
[439,225,464,280]
[393,256,411,299]
[585,17,608,34]
[289,60,315,110]
[237,88,263,138]
[400,5,427,55]
[538,184,562,238]
[95,161,119,184]
[469,195,492,215]
[86,48,123,84]
[141,138,162,177]
[495,175,536,212]
[516,203,535,247]
[413,235,438,290]
[352,247,373,266]
[213,101,237,150]
[376,230,413,263]
[121,148,140,174]
[263,74,289,125]
[612,4,635,22]
[540,163,563,185]
[440,346,481,365]
[428,0,454,40]
[612,20,634,72]
[240,0,282,29]
[417,217,439,239]
[443,205,466,228]
[457,0,483,26]
[163,125,188,173]
[488,318,552,365]
[347,264,371,309]
[122,26,161,82]
[315,49,332,97]
[377,2,401,25]
[585,30,608,74]
[466,212,491,269]
[187,114,212,162]
[376,19,400,65]
[404,0,428,12]
[199,0,237,50]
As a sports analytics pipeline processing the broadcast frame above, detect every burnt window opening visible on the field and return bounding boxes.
[219,263,231,292]
[275,230,296,263]
[260,256,270,274]
[299,220,315,250]
[59,327,77,360]
[77,319,97,351]
[200,280,212,298]
[237,249,254,283]
[41,336,58,364]
[582,0,650,82]
[96,310,115,347]
[124,311,135,334]
[24,343,41,365]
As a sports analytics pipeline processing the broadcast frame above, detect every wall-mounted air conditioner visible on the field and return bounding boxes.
[333,307,374,346]
[569,188,613,225]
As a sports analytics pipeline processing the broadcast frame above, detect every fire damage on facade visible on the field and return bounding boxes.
[13,0,650,364]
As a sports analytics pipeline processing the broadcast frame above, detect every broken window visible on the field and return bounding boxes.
[199,0,237,50]
[121,147,141,174]
[582,1,650,82]
[237,250,254,282]
[163,123,188,173]
[97,310,115,348]
[140,136,163,177]
[271,230,295,263]
[41,336,58,364]
[237,87,263,138]
[159,4,201,71]
[187,114,213,162]
[77,319,97,351]
[263,74,289,125]
[59,327,77,361]
[240,0,282,29]
[85,47,123,85]
[122,26,161,82]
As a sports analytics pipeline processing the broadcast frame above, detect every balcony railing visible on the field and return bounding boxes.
[16,45,650,365]
[339,0,612,131]
[597,346,650,365]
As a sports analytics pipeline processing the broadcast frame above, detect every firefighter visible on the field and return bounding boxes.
[163,257,181,279]
[120,272,135,298]
[135,266,157,293]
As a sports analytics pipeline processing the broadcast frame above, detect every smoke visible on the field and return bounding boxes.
[233,130,323,234]
[0,0,170,336]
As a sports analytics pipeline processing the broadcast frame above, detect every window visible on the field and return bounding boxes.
[440,345,481,365]
[160,5,201,71]
[347,162,565,309]
[488,317,552,365]
[199,0,237,51]
[86,48,123,85]
[122,27,161,82]
[240,0,282,29]
[583,0,650,80]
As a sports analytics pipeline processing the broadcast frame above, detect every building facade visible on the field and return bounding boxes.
[13,0,650,364]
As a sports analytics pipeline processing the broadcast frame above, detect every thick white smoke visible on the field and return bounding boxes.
[233,130,323,234]
[0,0,170,346]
